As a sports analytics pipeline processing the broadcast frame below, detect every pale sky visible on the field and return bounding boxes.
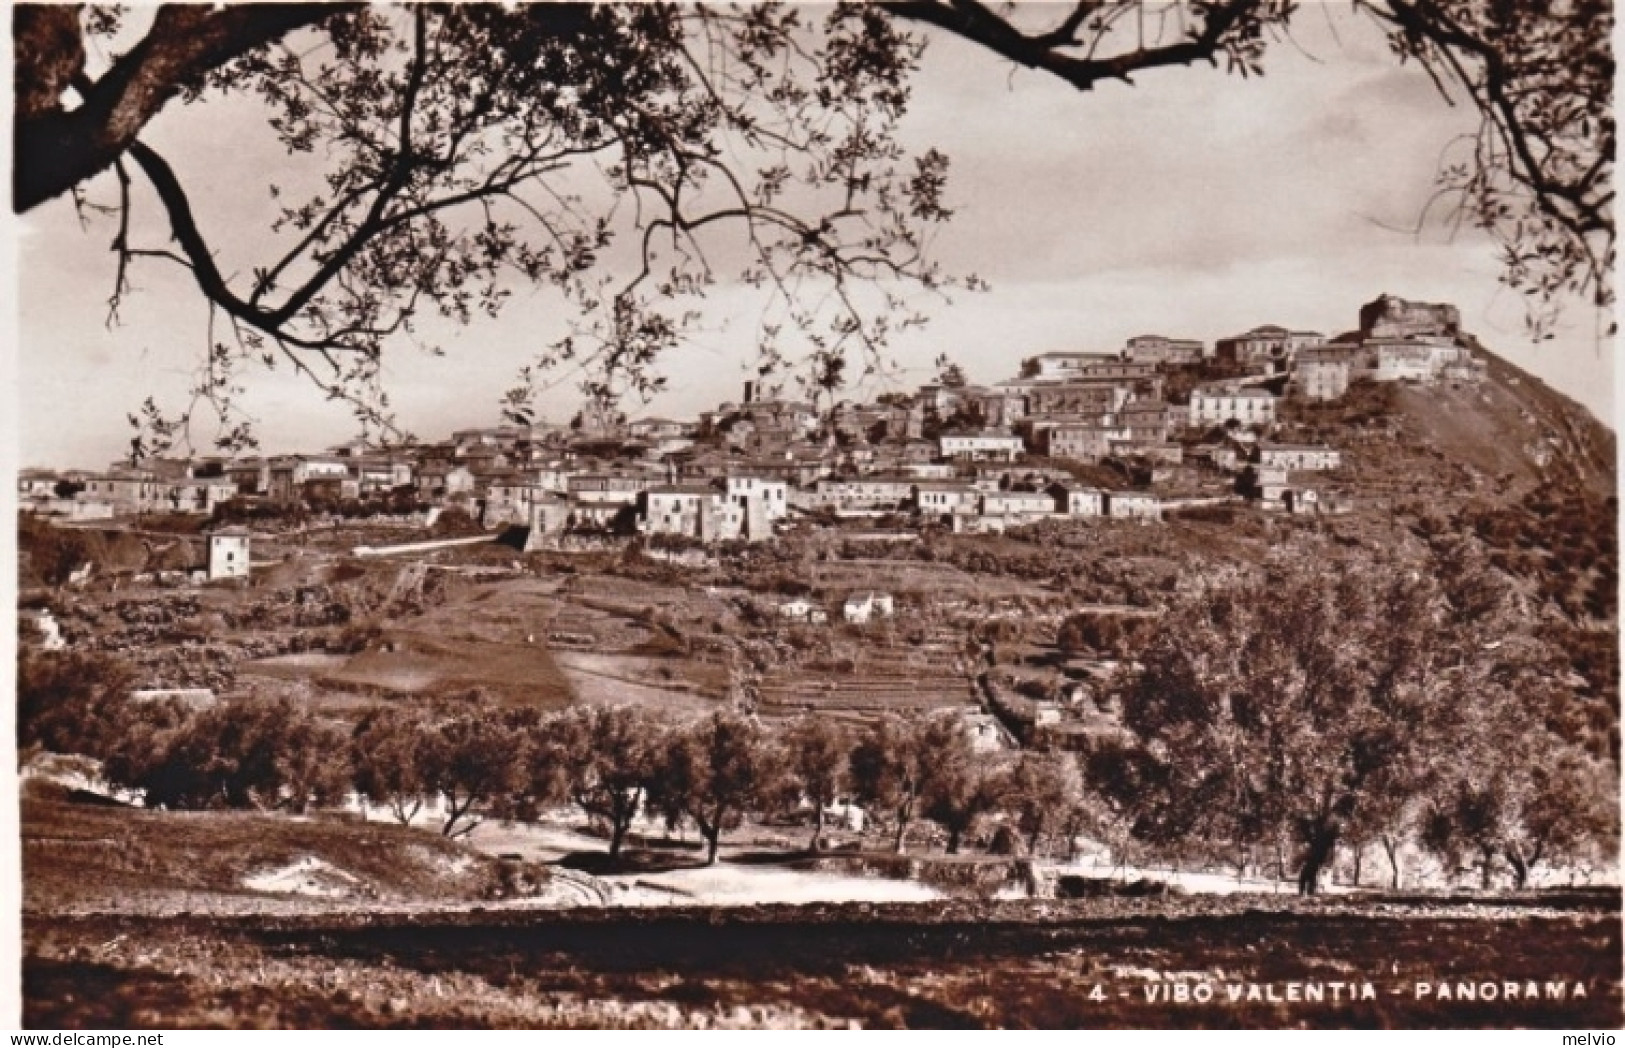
[10,3,1616,470]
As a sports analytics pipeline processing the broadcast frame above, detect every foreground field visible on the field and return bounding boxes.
[24,895,1620,1029]
[24,788,1619,1029]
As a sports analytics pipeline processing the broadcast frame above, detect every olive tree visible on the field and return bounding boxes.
[1116,555,1476,895]
[646,709,779,865]
[555,703,663,860]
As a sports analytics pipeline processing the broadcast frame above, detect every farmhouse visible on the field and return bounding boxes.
[843,592,896,624]
[777,598,828,624]
[206,527,251,581]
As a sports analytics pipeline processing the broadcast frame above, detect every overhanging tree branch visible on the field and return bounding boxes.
[14,3,349,212]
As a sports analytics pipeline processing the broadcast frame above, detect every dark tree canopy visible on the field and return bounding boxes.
[12,1,1612,450]
[1107,548,1597,895]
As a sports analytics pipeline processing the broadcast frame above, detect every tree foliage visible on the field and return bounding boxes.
[350,704,434,824]
[1001,750,1087,856]
[103,696,351,812]
[555,703,661,858]
[16,650,135,761]
[1113,552,1522,894]
[782,714,851,851]
[1421,703,1618,890]
[647,709,779,864]
[915,711,1003,854]
[849,712,929,853]
[419,706,527,838]
[12,1,1610,450]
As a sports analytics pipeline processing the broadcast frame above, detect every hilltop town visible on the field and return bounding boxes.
[20,293,1484,549]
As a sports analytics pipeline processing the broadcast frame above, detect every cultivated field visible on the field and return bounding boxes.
[25,896,1620,1029]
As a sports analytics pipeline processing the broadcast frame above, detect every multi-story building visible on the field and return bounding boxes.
[807,474,918,511]
[1215,326,1325,373]
[1257,444,1342,471]
[1039,422,1131,462]
[726,475,787,515]
[1363,337,1478,383]
[225,459,269,495]
[980,490,1055,519]
[1124,334,1205,365]
[567,471,650,505]
[1292,346,1356,401]
[1118,400,1183,441]
[1104,491,1162,520]
[81,470,164,514]
[975,387,1029,427]
[1188,388,1277,427]
[1051,484,1105,517]
[939,432,1025,462]
[911,481,978,516]
[1019,351,1121,380]
[18,469,61,498]
[163,478,238,513]
[267,455,350,502]
[1025,383,1126,419]
[350,457,415,494]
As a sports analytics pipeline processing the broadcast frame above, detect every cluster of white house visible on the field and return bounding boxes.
[23,294,1467,544]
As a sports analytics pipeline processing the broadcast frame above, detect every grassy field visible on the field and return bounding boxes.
[20,782,522,915]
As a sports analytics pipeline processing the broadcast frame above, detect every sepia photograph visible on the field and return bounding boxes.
[6,0,1620,1031]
